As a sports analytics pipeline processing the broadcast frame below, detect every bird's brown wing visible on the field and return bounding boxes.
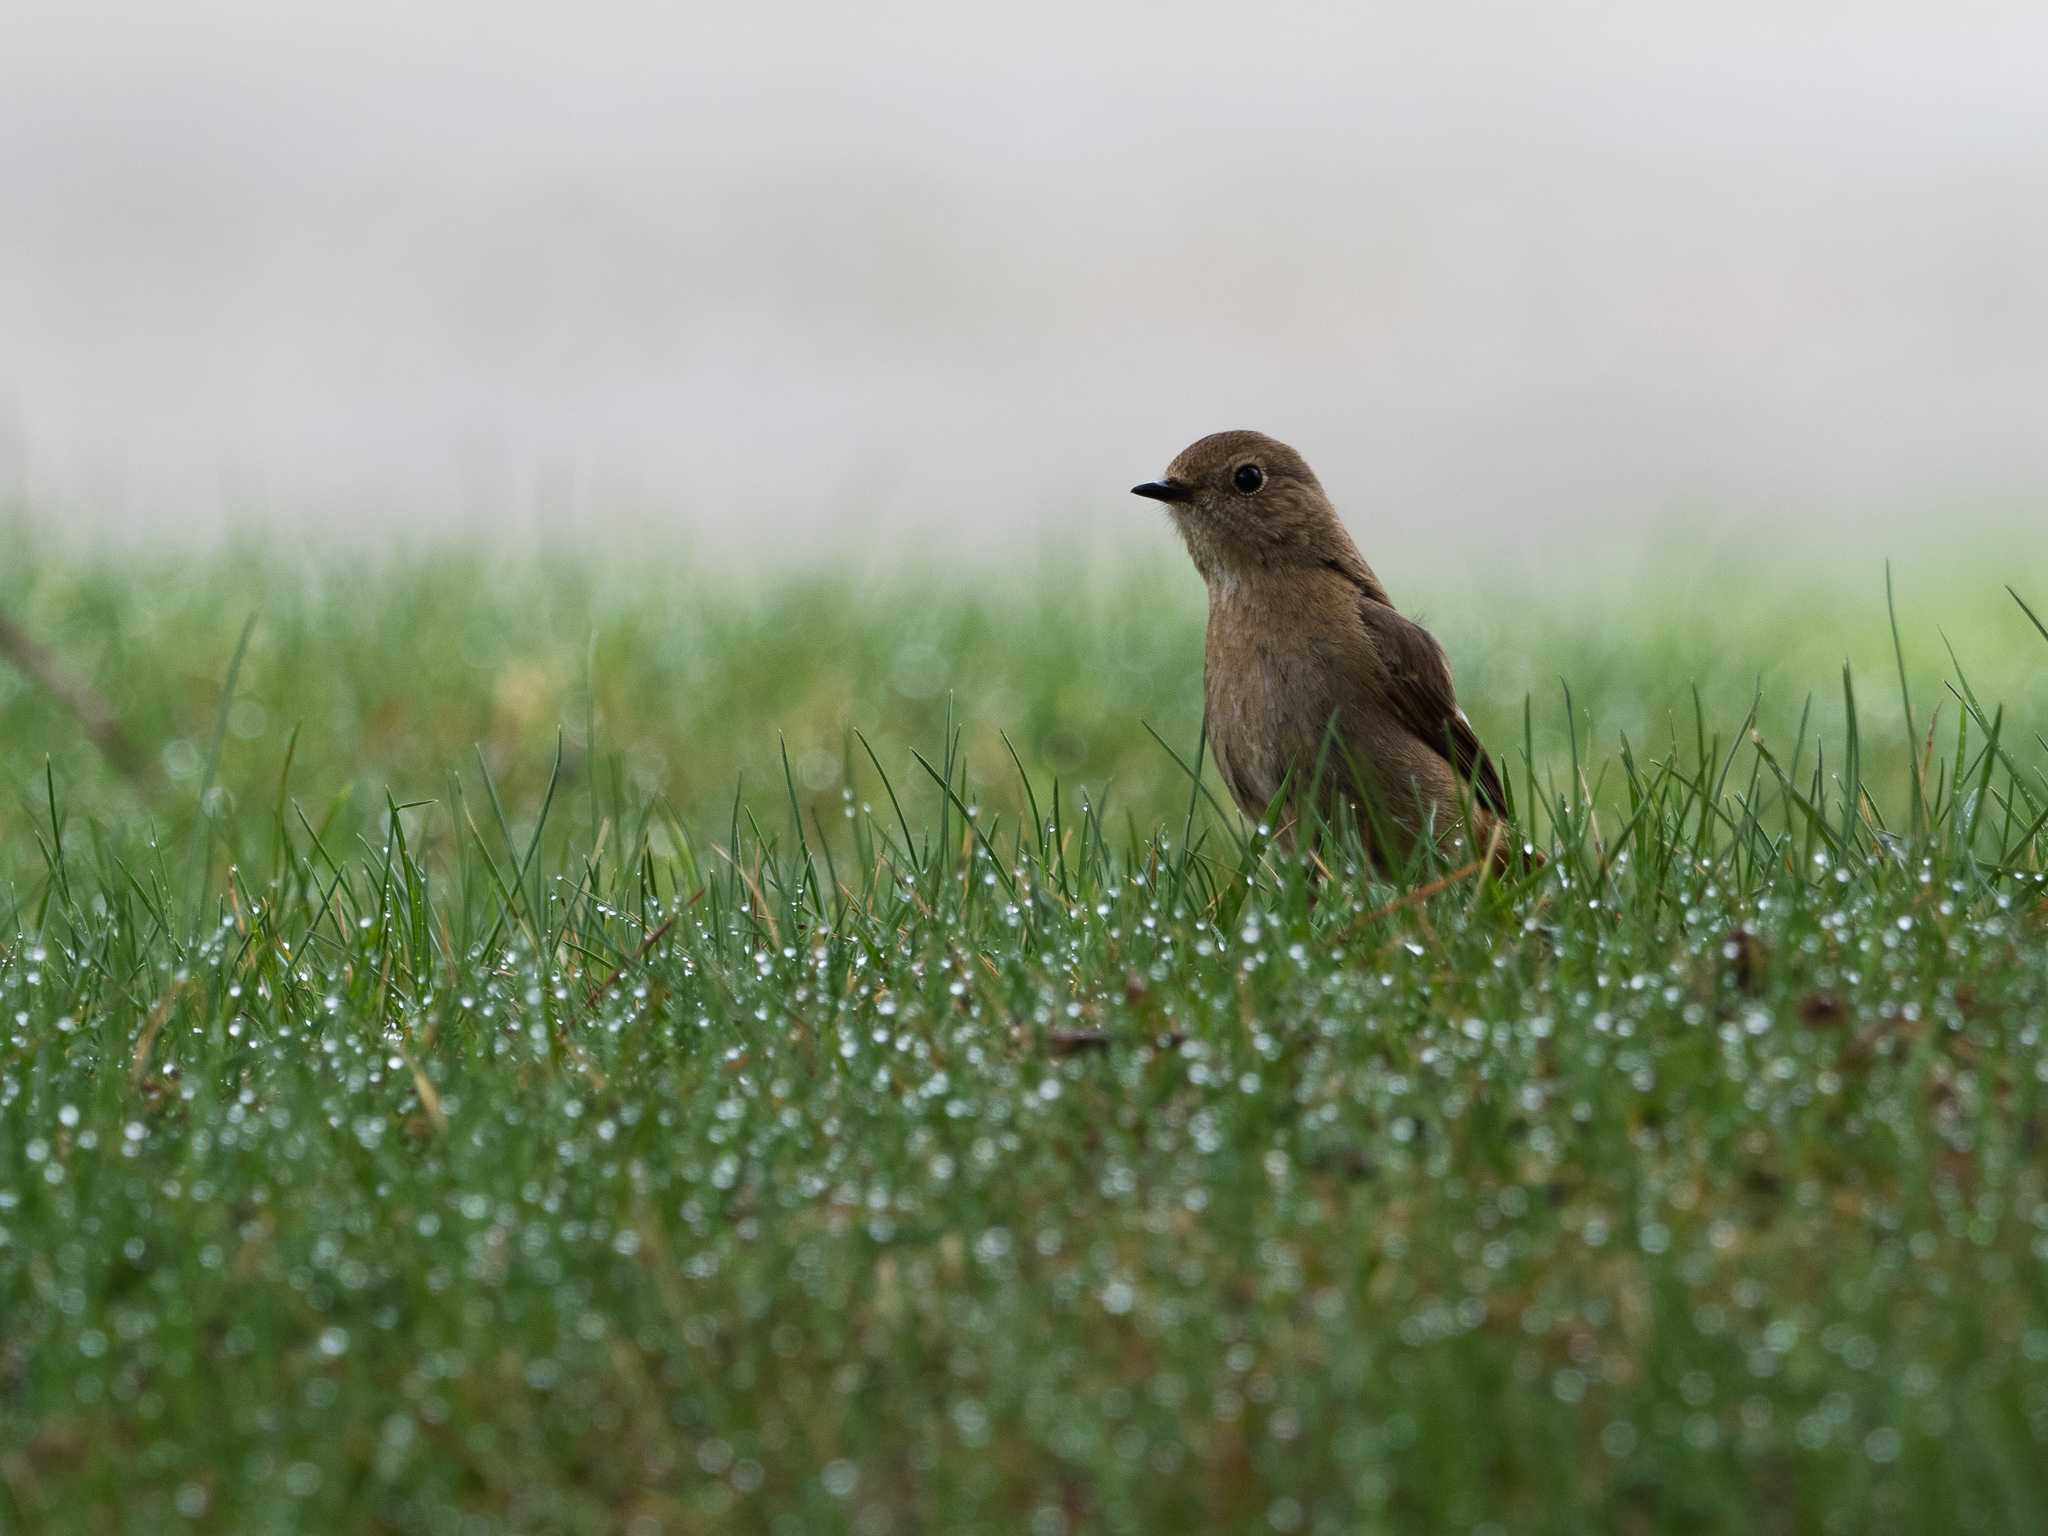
[1355,598,1509,817]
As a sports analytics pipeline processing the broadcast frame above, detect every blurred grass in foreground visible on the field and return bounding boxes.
[3,539,2048,1534]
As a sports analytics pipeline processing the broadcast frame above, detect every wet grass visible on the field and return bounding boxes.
[3,544,2048,1533]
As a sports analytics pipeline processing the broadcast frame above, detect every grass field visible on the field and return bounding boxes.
[4,539,2048,1533]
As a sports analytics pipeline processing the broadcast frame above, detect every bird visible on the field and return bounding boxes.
[1133,429,1532,876]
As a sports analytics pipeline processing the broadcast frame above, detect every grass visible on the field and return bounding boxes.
[3,539,2048,1533]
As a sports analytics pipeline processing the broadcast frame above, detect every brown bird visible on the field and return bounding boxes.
[1134,429,1531,875]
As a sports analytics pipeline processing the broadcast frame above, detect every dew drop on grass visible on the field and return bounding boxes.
[821,1459,859,1498]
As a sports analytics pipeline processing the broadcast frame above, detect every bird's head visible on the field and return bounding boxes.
[1132,430,1351,582]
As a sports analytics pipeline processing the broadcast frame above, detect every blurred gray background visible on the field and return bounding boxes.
[4,1,2045,568]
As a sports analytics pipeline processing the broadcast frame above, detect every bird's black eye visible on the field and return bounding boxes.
[1233,463,1265,495]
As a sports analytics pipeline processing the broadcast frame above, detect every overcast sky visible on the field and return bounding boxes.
[4,1,2046,564]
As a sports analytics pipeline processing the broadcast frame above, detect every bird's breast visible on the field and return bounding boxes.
[1202,592,1357,814]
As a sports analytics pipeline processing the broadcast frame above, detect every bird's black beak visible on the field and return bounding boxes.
[1131,479,1192,504]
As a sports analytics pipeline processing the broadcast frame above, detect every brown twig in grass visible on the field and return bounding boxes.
[580,908,686,1010]
[395,1040,448,1133]
[130,978,194,1088]
[0,609,150,786]
[1333,852,1491,943]
[714,845,780,949]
